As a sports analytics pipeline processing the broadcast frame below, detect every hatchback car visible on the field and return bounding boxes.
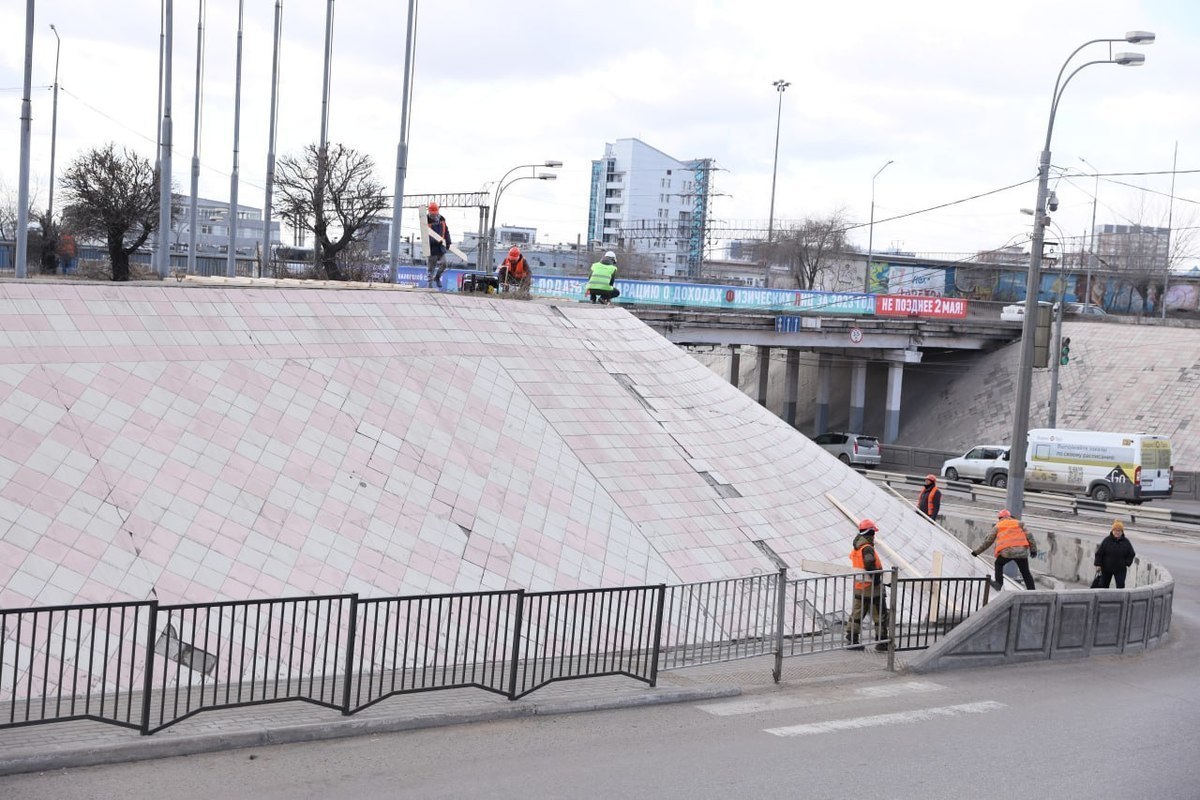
[941,445,1010,486]
[813,432,882,468]
[1063,302,1107,317]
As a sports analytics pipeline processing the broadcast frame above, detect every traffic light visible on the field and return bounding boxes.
[1060,336,1072,366]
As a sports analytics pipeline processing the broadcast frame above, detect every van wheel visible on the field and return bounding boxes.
[945,468,959,481]
[990,473,1007,489]
[838,454,851,465]
[1091,485,1113,503]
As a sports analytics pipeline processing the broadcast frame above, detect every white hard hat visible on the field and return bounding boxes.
[604,250,616,260]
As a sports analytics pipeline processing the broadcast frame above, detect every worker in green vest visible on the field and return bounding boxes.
[586,251,620,304]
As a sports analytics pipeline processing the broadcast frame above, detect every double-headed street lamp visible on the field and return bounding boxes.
[765,79,790,287]
[486,160,561,268]
[47,24,61,228]
[1006,31,1154,518]
[865,159,894,292]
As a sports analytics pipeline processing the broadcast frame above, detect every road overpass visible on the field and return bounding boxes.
[631,306,1022,444]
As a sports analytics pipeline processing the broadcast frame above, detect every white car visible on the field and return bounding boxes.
[941,445,1010,486]
[1000,300,1053,323]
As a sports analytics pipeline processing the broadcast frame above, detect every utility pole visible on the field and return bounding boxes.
[387,0,418,284]
[1162,141,1178,320]
[314,0,334,276]
[187,1,204,276]
[15,0,34,279]
[262,0,282,278]
[156,0,174,279]
[226,0,245,278]
[48,25,61,230]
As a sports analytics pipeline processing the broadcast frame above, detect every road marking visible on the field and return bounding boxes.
[695,681,945,717]
[764,701,1006,737]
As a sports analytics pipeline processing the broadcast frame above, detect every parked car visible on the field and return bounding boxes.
[1063,302,1107,317]
[813,432,882,468]
[1000,300,1053,322]
[941,445,1010,486]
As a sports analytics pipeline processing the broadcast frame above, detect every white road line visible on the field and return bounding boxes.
[695,681,945,717]
[764,701,1007,737]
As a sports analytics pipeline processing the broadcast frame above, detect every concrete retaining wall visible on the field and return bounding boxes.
[908,514,1174,672]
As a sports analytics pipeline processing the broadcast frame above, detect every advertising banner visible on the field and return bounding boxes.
[875,295,969,318]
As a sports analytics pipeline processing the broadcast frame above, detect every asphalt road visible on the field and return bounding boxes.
[5,528,1198,800]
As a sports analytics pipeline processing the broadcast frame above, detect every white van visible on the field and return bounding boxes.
[1025,428,1173,503]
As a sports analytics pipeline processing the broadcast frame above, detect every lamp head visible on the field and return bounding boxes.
[773,79,791,92]
[1113,52,1146,66]
[1124,31,1155,44]
[543,160,563,168]
[537,173,557,181]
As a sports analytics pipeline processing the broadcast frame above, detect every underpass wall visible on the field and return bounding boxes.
[908,512,1174,672]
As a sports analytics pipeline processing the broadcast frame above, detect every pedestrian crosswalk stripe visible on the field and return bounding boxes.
[695,681,945,717]
[764,701,1006,737]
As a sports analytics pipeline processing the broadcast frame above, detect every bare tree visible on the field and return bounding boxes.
[756,211,849,290]
[60,144,159,282]
[274,143,388,281]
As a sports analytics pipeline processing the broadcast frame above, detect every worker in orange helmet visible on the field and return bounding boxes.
[917,474,941,521]
[847,519,890,652]
[425,202,452,288]
[971,509,1038,590]
[496,246,532,293]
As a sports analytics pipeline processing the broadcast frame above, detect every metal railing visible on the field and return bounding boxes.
[1,573,982,735]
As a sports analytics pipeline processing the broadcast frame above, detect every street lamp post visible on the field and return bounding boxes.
[48,25,61,228]
[1006,32,1154,518]
[865,159,894,292]
[765,79,789,288]
[485,161,561,269]
[1079,156,1101,307]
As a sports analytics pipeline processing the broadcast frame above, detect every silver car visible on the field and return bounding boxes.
[941,445,1010,486]
[813,432,882,468]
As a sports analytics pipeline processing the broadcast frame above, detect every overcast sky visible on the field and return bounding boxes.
[3,0,1199,263]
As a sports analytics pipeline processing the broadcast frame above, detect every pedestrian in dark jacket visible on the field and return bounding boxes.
[1094,520,1136,588]
[917,474,941,520]
[425,202,452,288]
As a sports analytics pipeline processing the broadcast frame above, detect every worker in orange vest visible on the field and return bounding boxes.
[917,474,941,520]
[496,246,532,293]
[847,519,890,652]
[971,509,1038,590]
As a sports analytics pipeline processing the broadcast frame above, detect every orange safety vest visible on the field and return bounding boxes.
[993,518,1030,556]
[918,486,941,516]
[850,541,884,592]
[502,254,529,279]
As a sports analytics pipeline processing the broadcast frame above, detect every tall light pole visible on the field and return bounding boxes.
[15,0,34,279]
[865,159,894,292]
[388,0,418,284]
[156,0,175,279]
[47,25,61,228]
[187,1,204,277]
[1006,31,1154,518]
[486,161,561,268]
[765,79,789,288]
[226,0,245,278]
[313,0,334,276]
[262,0,282,278]
[1079,156,1101,307]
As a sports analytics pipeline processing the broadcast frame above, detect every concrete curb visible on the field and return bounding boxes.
[0,684,741,777]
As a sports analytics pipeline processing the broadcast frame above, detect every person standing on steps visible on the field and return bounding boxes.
[972,509,1038,590]
[1094,520,1136,588]
[847,519,890,652]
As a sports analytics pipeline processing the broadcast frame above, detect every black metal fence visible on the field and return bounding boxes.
[0,574,984,736]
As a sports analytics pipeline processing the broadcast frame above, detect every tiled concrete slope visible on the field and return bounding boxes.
[899,320,1200,469]
[0,279,977,608]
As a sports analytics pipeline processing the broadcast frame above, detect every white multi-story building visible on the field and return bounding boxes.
[160,197,282,257]
[588,138,714,279]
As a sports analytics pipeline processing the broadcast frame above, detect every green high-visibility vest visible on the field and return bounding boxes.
[587,262,617,291]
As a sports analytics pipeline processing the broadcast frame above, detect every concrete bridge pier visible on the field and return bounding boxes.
[783,349,800,426]
[814,353,831,435]
[848,359,867,433]
[727,345,741,386]
[885,361,904,444]
[756,345,770,406]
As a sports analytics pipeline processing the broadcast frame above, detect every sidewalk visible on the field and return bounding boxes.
[0,649,901,777]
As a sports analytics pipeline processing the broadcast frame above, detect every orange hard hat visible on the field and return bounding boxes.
[925,474,937,483]
[858,519,877,533]
[508,246,521,258]
[428,202,439,214]
[998,509,1012,519]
